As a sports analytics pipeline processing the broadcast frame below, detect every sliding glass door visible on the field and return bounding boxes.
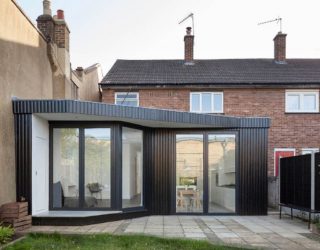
[53,128,80,209]
[176,132,236,214]
[84,128,111,208]
[122,127,143,209]
[208,134,236,213]
[176,134,203,213]
[52,127,111,210]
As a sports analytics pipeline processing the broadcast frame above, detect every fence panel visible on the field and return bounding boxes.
[315,152,320,210]
[280,154,311,209]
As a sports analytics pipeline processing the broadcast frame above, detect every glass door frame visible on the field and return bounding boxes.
[174,130,239,215]
[49,122,118,211]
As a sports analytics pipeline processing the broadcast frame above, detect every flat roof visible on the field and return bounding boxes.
[13,99,270,128]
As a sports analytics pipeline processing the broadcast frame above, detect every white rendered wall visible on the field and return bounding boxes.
[32,115,49,215]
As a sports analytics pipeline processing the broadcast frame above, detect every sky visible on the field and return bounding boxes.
[17,0,320,75]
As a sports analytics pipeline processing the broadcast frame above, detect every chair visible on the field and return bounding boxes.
[176,186,188,210]
[190,190,202,209]
[53,181,64,208]
[87,182,103,199]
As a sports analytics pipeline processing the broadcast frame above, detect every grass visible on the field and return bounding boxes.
[4,233,248,250]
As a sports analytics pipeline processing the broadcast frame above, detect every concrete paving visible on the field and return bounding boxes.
[24,215,320,249]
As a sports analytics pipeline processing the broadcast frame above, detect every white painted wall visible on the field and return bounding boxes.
[32,115,49,215]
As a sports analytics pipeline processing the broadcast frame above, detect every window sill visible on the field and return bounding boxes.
[285,112,319,114]
[190,112,225,115]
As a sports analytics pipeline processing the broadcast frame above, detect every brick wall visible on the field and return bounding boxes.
[101,87,320,176]
[54,23,69,51]
[102,89,190,111]
[223,88,320,176]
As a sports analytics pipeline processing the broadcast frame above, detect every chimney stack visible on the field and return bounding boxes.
[76,67,84,78]
[37,0,54,41]
[273,32,287,63]
[184,27,194,63]
[43,0,52,16]
[53,10,70,51]
[57,10,64,19]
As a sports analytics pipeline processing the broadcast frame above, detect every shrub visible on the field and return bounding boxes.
[0,224,15,245]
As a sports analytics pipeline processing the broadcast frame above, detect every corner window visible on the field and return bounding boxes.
[285,90,319,113]
[115,92,139,107]
[190,92,223,113]
[122,127,143,208]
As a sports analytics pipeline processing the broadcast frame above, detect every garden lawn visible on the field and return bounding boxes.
[4,233,248,250]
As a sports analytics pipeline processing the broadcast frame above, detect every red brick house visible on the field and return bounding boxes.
[100,28,320,205]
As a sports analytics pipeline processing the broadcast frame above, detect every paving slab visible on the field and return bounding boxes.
[24,214,320,250]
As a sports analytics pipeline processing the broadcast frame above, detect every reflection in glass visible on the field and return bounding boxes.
[191,94,200,112]
[287,94,300,110]
[202,93,212,112]
[213,94,223,112]
[84,128,111,208]
[208,134,236,213]
[176,134,203,213]
[53,128,79,208]
[122,127,143,208]
[303,94,316,110]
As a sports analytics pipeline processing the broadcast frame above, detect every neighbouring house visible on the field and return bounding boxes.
[100,27,320,208]
[0,0,102,207]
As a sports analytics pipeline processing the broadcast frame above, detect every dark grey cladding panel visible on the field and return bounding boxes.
[12,99,270,128]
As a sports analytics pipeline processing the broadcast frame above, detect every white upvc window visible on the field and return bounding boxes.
[301,148,319,155]
[190,92,223,113]
[285,90,319,113]
[115,92,139,107]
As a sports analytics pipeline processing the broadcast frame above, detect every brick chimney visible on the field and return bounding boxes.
[36,0,54,41]
[184,27,194,63]
[53,10,70,51]
[273,32,287,63]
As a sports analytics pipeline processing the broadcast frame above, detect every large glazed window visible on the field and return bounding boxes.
[84,128,111,208]
[52,128,79,209]
[208,134,236,213]
[176,134,203,213]
[122,127,143,208]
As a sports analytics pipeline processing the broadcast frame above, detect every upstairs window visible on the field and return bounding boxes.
[190,92,223,113]
[285,90,319,113]
[115,92,139,107]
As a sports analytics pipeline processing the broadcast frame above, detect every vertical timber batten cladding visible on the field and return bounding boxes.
[13,99,270,217]
[315,153,320,210]
[14,114,32,214]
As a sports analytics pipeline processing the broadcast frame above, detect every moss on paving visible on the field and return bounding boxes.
[4,233,248,250]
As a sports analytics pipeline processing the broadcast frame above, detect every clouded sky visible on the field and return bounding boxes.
[17,0,320,75]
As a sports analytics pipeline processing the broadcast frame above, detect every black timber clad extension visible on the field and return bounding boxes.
[13,99,270,217]
[12,100,269,128]
[14,114,32,214]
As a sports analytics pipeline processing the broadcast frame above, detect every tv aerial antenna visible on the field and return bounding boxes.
[258,17,283,32]
[178,13,195,36]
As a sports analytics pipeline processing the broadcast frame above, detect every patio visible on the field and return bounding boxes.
[23,215,320,249]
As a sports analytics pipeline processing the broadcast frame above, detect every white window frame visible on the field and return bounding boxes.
[190,92,224,113]
[301,148,319,155]
[115,92,139,107]
[285,90,319,113]
[274,148,296,176]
